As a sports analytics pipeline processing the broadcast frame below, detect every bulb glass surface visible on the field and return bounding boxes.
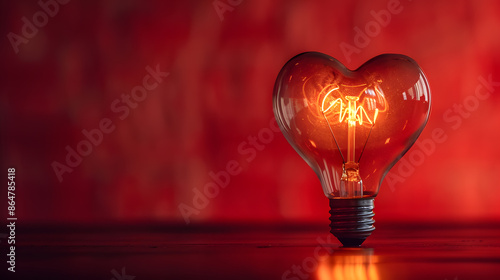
[273,52,431,199]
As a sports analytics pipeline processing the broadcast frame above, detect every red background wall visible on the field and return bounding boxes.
[1,0,500,225]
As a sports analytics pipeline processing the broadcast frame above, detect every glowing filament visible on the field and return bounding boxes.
[318,83,386,198]
[321,87,380,126]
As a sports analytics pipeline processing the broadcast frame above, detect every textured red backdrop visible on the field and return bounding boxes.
[1,0,500,225]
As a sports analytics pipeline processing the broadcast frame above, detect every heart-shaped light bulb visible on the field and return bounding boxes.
[273,52,431,246]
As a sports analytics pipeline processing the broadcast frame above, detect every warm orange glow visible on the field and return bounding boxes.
[273,52,431,198]
[320,82,386,127]
[316,81,388,197]
[317,251,379,280]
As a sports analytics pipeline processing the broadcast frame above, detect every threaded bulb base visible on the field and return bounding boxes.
[329,198,375,247]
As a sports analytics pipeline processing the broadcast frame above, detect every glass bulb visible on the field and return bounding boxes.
[273,52,431,246]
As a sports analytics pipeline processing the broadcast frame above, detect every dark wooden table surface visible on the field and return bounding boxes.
[7,223,500,279]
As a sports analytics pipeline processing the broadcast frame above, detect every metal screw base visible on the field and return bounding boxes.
[329,198,375,247]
